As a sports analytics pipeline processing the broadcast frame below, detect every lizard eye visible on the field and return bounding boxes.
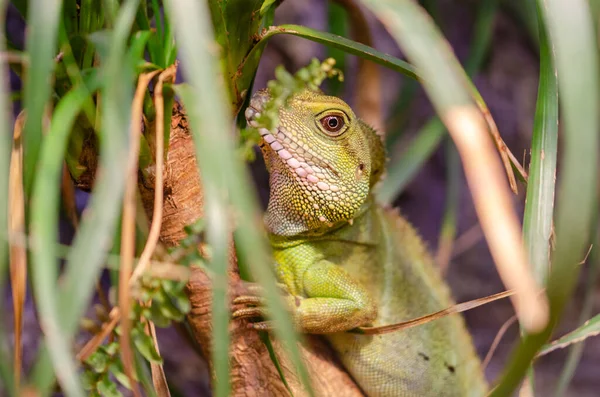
[318,113,347,136]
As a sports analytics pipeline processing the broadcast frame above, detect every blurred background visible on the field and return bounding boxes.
[3,0,600,396]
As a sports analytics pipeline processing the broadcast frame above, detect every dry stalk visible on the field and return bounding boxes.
[443,106,548,333]
[129,64,177,286]
[119,69,162,397]
[482,315,517,371]
[358,290,514,335]
[76,307,121,362]
[8,111,27,390]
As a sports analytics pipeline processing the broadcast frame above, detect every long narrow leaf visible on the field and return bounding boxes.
[520,6,559,391]
[491,0,599,394]
[522,1,558,294]
[21,0,61,194]
[538,314,600,357]
[30,1,141,394]
[240,24,417,82]
[30,81,101,397]
[165,1,314,395]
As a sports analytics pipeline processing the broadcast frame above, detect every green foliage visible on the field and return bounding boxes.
[254,58,343,131]
[2,0,599,396]
[78,221,200,396]
[82,343,129,397]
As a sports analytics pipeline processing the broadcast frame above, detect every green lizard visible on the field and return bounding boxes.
[235,88,487,396]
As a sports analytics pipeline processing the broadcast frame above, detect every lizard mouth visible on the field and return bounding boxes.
[244,90,339,184]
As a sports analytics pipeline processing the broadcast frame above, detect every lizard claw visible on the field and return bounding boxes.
[231,294,269,321]
[232,281,295,330]
[231,301,276,331]
[248,321,274,331]
[232,295,265,306]
[231,306,266,320]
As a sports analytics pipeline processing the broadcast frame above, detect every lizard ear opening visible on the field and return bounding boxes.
[361,121,386,188]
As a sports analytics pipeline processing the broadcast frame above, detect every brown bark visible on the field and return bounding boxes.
[139,101,365,396]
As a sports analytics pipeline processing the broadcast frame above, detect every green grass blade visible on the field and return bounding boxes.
[326,2,348,97]
[30,81,100,397]
[522,2,558,289]
[520,6,559,391]
[21,0,62,195]
[30,1,140,394]
[538,313,600,357]
[490,0,599,394]
[165,0,313,394]
[241,24,418,82]
[436,138,460,269]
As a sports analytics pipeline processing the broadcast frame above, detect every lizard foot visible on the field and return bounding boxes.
[231,300,276,330]
[231,281,291,330]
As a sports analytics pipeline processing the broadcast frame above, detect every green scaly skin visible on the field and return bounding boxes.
[238,89,487,396]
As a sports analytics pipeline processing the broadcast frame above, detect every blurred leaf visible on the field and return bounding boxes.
[522,1,558,287]
[436,138,461,271]
[206,0,267,110]
[166,0,314,395]
[132,327,163,364]
[86,351,109,374]
[243,24,418,84]
[103,342,120,357]
[79,0,105,35]
[110,362,132,389]
[0,0,15,393]
[538,314,600,357]
[11,0,27,18]
[81,370,97,390]
[154,289,185,322]
[129,30,152,67]
[260,0,277,15]
[491,0,599,393]
[31,1,141,395]
[149,305,172,328]
[30,78,101,396]
[326,2,348,97]
[22,0,62,195]
[97,376,123,397]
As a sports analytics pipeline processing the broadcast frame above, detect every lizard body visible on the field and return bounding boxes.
[241,89,487,396]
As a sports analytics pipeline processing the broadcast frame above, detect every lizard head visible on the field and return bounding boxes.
[245,88,385,236]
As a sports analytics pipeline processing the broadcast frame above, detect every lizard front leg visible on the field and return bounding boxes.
[233,259,377,334]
